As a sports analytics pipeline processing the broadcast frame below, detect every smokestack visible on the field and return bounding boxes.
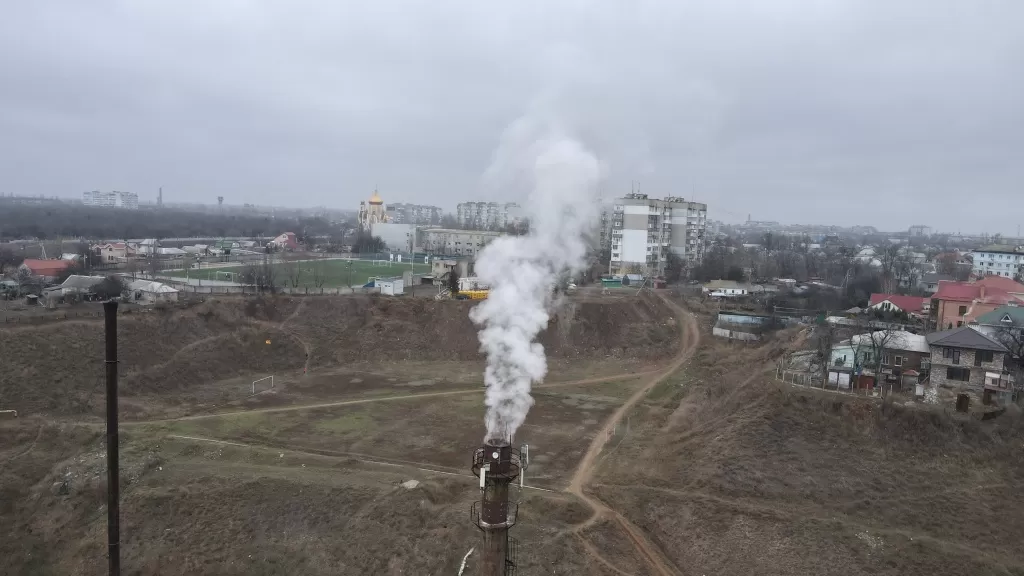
[103,301,121,576]
[471,439,521,576]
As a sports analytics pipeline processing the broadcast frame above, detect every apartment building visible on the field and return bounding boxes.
[421,228,502,257]
[386,202,443,225]
[608,193,707,276]
[82,190,139,209]
[456,202,523,230]
[972,245,1024,278]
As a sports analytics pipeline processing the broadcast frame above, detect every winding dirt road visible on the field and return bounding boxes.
[567,294,701,576]
[125,370,662,426]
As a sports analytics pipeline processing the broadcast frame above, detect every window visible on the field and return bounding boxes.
[894,355,904,366]
[943,347,961,364]
[883,353,891,365]
[958,305,968,315]
[946,367,971,382]
[975,350,994,365]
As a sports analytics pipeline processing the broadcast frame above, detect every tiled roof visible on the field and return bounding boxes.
[932,280,981,302]
[975,306,1024,326]
[22,259,73,275]
[975,275,1024,293]
[868,293,926,313]
[926,326,1008,352]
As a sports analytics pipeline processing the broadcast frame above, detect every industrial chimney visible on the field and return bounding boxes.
[470,439,525,576]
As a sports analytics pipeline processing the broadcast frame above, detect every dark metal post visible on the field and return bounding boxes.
[103,301,120,576]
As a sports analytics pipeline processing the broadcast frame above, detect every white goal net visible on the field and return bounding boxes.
[251,375,274,394]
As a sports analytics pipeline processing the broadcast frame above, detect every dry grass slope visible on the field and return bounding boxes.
[592,316,1024,575]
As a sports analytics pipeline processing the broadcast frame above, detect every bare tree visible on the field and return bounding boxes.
[282,255,303,288]
[812,323,839,381]
[875,242,902,293]
[0,247,24,274]
[893,250,919,293]
[859,328,905,393]
[94,275,127,300]
[311,257,326,289]
[935,252,958,276]
[240,256,278,293]
[146,255,161,279]
[994,325,1024,392]
[125,258,139,281]
[12,267,31,292]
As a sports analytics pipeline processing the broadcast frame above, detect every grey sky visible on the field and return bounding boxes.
[2,1,1021,233]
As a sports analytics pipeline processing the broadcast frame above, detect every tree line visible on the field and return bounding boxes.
[0,200,348,241]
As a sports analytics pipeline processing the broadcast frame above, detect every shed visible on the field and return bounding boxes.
[378,279,404,295]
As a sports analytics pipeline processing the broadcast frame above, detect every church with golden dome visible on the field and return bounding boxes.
[357,189,391,230]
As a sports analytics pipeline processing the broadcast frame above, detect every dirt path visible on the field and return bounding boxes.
[126,371,657,426]
[567,294,700,576]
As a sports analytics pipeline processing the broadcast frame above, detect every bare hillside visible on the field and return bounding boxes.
[0,293,678,418]
[590,323,1024,575]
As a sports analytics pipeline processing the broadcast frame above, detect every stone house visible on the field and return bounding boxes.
[926,326,1013,403]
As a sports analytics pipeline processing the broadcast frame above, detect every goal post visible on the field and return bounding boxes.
[251,375,274,394]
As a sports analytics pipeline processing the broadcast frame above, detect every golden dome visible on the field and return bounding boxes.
[369,190,384,205]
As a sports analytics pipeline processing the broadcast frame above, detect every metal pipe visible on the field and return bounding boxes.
[103,300,120,576]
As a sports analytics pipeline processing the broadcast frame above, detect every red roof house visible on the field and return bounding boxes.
[868,293,926,314]
[270,232,299,250]
[932,278,1024,329]
[19,259,74,279]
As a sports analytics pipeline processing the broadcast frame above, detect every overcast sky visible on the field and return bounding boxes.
[2,1,1021,233]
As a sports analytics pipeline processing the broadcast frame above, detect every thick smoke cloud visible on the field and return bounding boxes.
[470,118,603,441]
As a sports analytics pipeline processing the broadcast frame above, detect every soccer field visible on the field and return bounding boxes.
[163,258,431,288]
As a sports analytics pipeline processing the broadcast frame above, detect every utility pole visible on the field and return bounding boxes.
[103,301,121,576]
[410,226,417,277]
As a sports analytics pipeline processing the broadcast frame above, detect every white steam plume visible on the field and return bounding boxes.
[470,121,603,442]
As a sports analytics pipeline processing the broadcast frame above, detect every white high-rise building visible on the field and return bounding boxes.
[608,193,707,276]
[456,202,522,230]
[83,190,139,209]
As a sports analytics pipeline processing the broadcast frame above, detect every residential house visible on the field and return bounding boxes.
[931,276,1024,329]
[926,326,1013,404]
[973,306,1024,341]
[93,242,136,263]
[270,232,299,251]
[868,293,927,316]
[135,239,160,255]
[127,279,179,304]
[918,273,954,295]
[430,258,470,284]
[19,259,74,281]
[829,330,930,392]
[42,275,108,303]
